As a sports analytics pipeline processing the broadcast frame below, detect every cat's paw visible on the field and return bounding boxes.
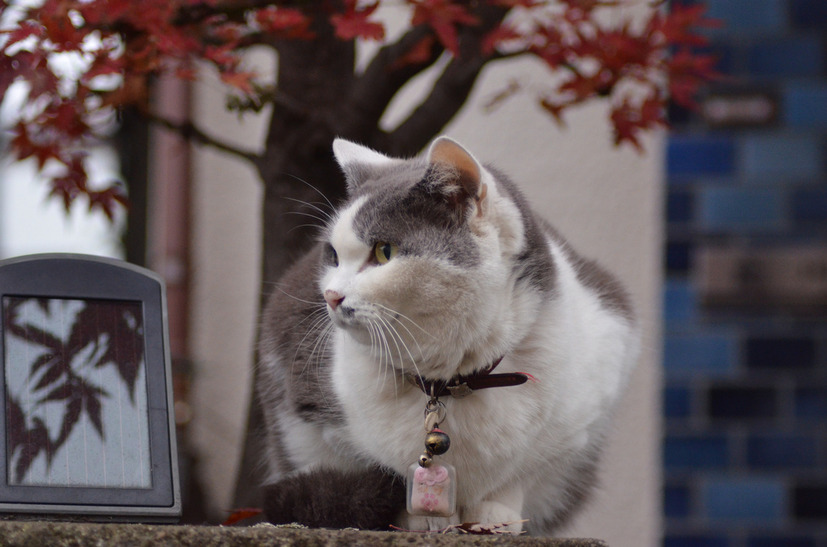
[397,512,458,533]
[461,501,524,534]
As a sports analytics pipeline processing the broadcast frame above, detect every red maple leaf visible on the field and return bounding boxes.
[253,7,313,39]
[87,186,129,221]
[410,0,479,56]
[221,507,263,526]
[10,124,63,170]
[82,52,124,86]
[390,34,437,70]
[46,101,90,139]
[0,19,44,50]
[653,3,721,47]
[667,48,720,107]
[610,92,667,151]
[38,0,87,52]
[330,0,385,41]
[49,156,89,213]
[78,0,134,26]
[220,70,256,95]
[489,0,541,6]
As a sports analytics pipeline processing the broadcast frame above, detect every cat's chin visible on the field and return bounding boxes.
[334,323,373,346]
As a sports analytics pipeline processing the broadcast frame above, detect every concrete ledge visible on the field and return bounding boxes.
[0,521,608,546]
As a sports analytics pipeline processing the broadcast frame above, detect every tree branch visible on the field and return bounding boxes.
[381,4,510,155]
[343,24,444,138]
[145,111,261,164]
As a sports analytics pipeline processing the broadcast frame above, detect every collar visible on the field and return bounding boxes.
[406,357,532,399]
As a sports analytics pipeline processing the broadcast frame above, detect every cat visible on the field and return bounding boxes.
[256,136,639,535]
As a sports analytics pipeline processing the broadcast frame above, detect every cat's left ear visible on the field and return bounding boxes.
[333,138,393,192]
[426,137,488,218]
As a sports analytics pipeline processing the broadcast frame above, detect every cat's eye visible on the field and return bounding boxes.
[373,242,398,264]
[327,244,339,267]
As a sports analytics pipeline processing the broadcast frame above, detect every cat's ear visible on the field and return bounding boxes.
[333,138,393,191]
[425,137,487,218]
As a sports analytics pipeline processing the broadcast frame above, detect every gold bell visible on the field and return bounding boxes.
[418,452,433,467]
[425,429,451,456]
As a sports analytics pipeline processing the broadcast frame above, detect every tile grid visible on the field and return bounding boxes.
[664,1,827,546]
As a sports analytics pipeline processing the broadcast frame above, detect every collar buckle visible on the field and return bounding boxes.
[446,383,473,398]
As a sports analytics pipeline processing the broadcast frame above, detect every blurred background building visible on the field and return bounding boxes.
[663,1,827,546]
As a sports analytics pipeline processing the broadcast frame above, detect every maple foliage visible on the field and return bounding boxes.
[1,0,717,217]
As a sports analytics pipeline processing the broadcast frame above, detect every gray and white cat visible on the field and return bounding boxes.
[257,136,639,535]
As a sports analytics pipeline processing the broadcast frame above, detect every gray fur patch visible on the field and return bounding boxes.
[258,245,343,427]
[348,161,482,268]
[542,221,634,321]
[485,166,556,294]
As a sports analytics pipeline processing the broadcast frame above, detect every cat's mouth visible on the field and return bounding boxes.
[329,304,419,354]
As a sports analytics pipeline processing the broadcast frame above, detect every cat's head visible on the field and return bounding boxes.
[319,137,527,378]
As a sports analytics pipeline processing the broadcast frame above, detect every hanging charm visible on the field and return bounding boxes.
[407,396,457,517]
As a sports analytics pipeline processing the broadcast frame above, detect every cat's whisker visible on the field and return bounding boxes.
[366,321,386,391]
[378,320,402,396]
[374,302,435,340]
[284,196,335,225]
[285,173,336,213]
[307,321,333,373]
[374,307,425,381]
[284,209,332,226]
[373,314,407,396]
[273,286,324,307]
[286,223,330,237]
[369,319,394,393]
[314,326,336,411]
[374,312,419,394]
[293,309,333,376]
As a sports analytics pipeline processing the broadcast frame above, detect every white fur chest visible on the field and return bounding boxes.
[328,331,571,507]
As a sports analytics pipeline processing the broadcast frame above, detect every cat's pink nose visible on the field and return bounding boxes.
[324,290,345,310]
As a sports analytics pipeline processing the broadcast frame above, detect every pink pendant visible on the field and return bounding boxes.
[406,462,456,517]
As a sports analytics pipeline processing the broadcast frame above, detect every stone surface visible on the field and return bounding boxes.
[0,521,608,546]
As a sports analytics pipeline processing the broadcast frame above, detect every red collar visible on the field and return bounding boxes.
[407,357,532,398]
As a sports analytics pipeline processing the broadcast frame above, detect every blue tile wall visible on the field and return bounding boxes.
[747,433,819,468]
[707,385,778,420]
[667,190,695,223]
[794,387,827,419]
[664,535,731,547]
[747,537,817,547]
[793,483,827,519]
[663,1,827,545]
[664,280,698,324]
[703,477,786,523]
[792,188,827,222]
[667,135,736,178]
[666,240,693,274]
[705,0,788,35]
[783,83,827,128]
[745,337,816,370]
[740,134,823,182]
[664,483,692,518]
[747,35,825,78]
[698,187,786,232]
[664,434,730,470]
[664,386,692,418]
[663,332,737,378]
[790,0,827,30]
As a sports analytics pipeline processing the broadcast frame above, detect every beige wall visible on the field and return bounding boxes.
[186,37,663,547]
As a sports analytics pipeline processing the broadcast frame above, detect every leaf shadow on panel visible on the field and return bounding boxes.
[3,298,144,484]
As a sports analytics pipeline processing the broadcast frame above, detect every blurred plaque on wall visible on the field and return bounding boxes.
[696,246,827,313]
